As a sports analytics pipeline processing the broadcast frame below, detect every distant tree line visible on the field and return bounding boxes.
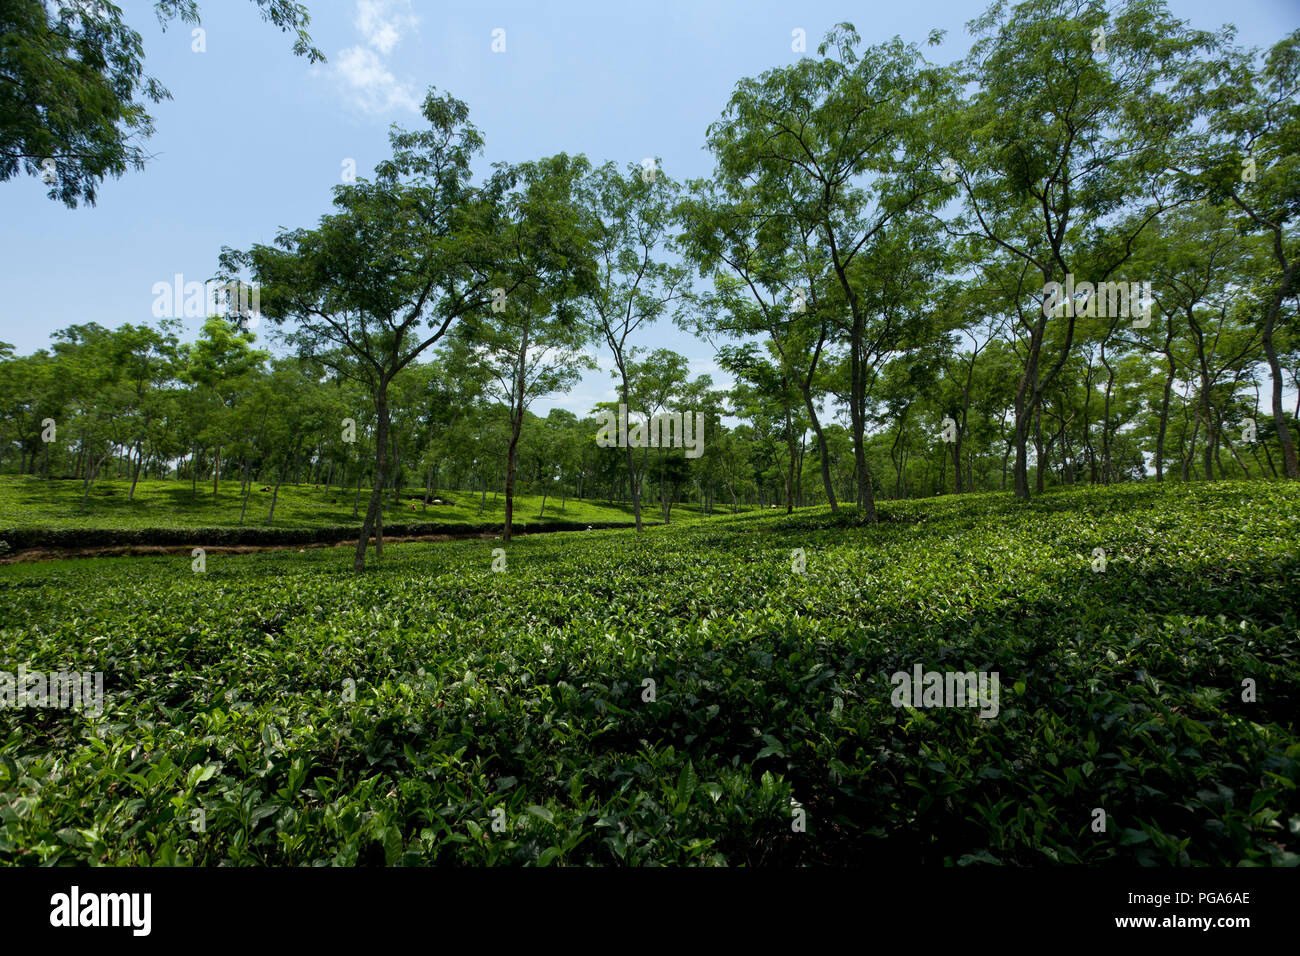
[2,2,1297,572]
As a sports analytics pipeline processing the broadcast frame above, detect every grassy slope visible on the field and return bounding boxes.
[0,475,668,532]
[0,476,748,548]
[0,480,1296,865]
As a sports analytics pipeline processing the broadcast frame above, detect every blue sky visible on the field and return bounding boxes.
[1,0,1296,419]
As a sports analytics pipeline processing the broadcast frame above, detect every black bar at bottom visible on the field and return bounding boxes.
[0,866,1280,943]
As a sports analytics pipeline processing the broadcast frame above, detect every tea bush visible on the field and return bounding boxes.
[1,481,1296,865]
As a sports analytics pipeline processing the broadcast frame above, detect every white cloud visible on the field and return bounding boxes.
[334,0,420,115]
[335,46,420,113]
[355,0,417,54]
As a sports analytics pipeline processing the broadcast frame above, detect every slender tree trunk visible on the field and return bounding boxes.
[1014,282,1078,498]
[1261,435,1278,477]
[1261,267,1299,477]
[951,429,963,494]
[1182,412,1200,482]
[1034,405,1045,494]
[1156,331,1176,481]
[1013,391,1032,499]
[1012,332,1040,500]
[1201,385,1215,482]
[619,373,643,531]
[784,427,796,516]
[391,430,402,507]
[267,462,285,524]
[796,433,805,508]
[849,335,875,518]
[828,244,878,520]
[1222,428,1251,478]
[79,448,107,512]
[891,407,909,499]
[239,458,252,525]
[129,440,144,501]
[1101,340,1116,484]
[504,427,520,543]
[503,329,530,543]
[354,385,391,571]
[1000,424,1012,491]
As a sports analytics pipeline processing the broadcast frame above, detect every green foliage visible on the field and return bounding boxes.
[0,0,323,206]
[1,481,1295,865]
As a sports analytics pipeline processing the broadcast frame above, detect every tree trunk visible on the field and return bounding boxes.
[782,448,794,515]
[1034,405,1045,494]
[503,328,530,544]
[267,464,284,524]
[1182,411,1200,482]
[1222,427,1251,478]
[1013,390,1031,500]
[129,440,144,501]
[891,406,909,499]
[504,430,520,543]
[951,428,963,494]
[239,458,252,525]
[1197,370,1216,483]
[1156,329,1176,481]
[1101,340,1116,484]
[391,430,402,507]
[620,374,643,531]
[1261,265,1299,477]
[849,334,876,518]
[79,447,107,512]
[353,384,391,571]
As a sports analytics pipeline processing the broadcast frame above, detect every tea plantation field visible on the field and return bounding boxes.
[0,476,681,551]
[1,481,1297,866]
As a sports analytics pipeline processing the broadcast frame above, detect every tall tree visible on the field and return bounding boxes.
[226,90,502,570]
[469,153,598,543]
[1179,29,1300,478]
[704,23,955,519]
[945,0,1219,498]
[579,160,689,532]
[180,316,267,498]
[677,181,842,510]
[1,0,323,206]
